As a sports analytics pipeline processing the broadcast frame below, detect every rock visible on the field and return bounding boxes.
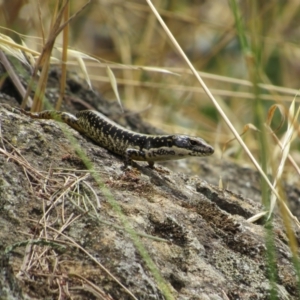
[0,63,299,299]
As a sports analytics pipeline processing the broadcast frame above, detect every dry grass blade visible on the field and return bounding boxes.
[0,143,52,183]
[69,273,114,300]
[4,239,65,255]
[40,173,90,222]
[56,47,100,89]
[0,51,33,107]
[21,40,37,70]
[222,123,259,154]
[88,75,295,103]
[30,0,70,111]
[268,133,300,177]
[88,62,180,76]
[268,99,300,262]
[81,180,101,209]
[146,0,300,228]
[0,31,58,61]
[56,1,70,111]
[56,47,101,63]
[106,66,123,112]
[221,290,231,300]
[268,99,300,218]
[0,34,33,66]
[76,55,93,90]
[247,211,268,223]
[22,0,91,110]
[249,99,300,223]
[86,61,300,97]
[139,66,180,76]
[81,59,299,98]
[0,32,59,65]
[266,104,286,132]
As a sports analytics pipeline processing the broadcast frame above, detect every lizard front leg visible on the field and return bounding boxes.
[124,148,154,168]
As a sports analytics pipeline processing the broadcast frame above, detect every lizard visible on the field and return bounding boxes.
[18,109,214,168]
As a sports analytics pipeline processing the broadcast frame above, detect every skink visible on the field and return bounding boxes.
[19,109,214,167]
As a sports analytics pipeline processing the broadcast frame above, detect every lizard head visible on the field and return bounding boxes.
[171,135,214,157]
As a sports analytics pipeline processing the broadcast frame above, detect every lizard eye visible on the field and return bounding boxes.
[189,139,198,146]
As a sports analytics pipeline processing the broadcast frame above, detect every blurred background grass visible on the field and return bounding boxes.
[1,0,300,168]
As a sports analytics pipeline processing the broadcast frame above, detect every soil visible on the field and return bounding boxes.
[0,56,300,300]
